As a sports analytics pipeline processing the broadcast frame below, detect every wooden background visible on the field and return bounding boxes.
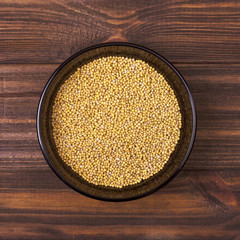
[1,0,240,239]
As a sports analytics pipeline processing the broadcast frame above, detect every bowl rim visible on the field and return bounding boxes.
[37,42,197,201]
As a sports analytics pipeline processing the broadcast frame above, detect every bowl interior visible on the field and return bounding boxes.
[37,44,195,201]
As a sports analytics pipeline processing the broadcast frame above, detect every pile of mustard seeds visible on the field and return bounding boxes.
[52,56,182,188]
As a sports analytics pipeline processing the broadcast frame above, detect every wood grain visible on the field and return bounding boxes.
[0,169,239,239]
[0,0,240,64]
[1,0,240,239]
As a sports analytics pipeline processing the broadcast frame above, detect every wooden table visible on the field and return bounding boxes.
[1,1,240,239]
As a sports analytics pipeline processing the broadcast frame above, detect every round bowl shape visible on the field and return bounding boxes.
[37,42,196,201]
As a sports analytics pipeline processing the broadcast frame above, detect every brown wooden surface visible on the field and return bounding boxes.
[0,1,240,239]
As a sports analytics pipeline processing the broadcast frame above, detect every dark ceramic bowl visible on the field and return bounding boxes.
[37,42,196,201]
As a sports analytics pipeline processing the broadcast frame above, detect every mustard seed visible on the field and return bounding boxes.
[52,56,182,188]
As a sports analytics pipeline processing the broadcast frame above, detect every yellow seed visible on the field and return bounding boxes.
[52,56,182,188]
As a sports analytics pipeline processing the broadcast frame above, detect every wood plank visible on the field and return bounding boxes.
[0,222,239,240]
[1,64,57,94]
[0,169,239,239]
[1,168,240,199]
[1,64,240,169]
[0,0,240,64]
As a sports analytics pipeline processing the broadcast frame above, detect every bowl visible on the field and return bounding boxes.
[37,42,196,201]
